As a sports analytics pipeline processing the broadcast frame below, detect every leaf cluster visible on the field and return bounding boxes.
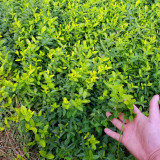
[0,0,160,159]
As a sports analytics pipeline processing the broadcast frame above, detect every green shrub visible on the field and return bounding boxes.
[0,0,160,159]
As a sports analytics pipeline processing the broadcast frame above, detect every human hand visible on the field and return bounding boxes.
[104,95,160,160]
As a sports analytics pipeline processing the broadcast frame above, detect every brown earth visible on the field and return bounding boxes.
[0,128,39,160]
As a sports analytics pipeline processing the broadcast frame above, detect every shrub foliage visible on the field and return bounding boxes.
[0,0,160,159]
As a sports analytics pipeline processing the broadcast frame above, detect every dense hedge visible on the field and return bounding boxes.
[0,0,160,159]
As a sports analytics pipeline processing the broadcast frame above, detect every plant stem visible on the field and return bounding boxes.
[117,118,125,160]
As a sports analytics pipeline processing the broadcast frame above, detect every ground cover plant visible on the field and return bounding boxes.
[0,0,160,159]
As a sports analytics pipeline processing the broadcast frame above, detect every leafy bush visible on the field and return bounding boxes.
[0,0,160,159]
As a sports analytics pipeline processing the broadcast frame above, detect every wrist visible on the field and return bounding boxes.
[147,148,160,160]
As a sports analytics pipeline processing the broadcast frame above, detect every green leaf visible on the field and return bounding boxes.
[26,39,31,46]
[25,114,31,122]
[129,115,134,122]
[79,87,83,96]
[25,124,30,130]
[39,151,47,157]
[0,127,5,131]
[21,106,27,115]
[35,134,40,141]
[75,105,83,111]
[27,141,36,146]
[82,99,90,103]
[46,153,55,159]
[83,90,88,99]
[41,26,46,34]
[30,118,35,127]
[30,127,37,134]
[39,140,46,147]
[4,118,8,125]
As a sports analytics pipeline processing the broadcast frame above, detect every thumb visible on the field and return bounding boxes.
[149,95,160,120]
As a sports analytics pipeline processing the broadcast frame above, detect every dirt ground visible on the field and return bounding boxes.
[0,129,26,160]
[0,128,39,160]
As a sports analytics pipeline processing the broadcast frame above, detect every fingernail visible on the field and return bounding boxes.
[156,94,159,101]
[104,128,109,133]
